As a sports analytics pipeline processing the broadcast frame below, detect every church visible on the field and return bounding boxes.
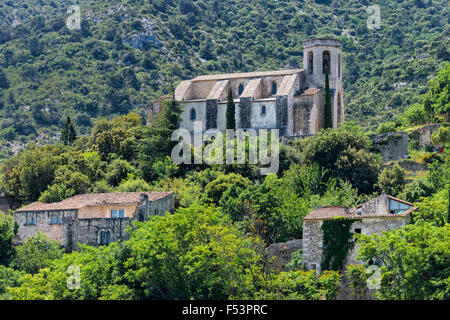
[149,38,344,137]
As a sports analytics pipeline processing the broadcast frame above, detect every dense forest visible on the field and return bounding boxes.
[0,62,449,299]
[0,0,448,301]
[0,0,449,159]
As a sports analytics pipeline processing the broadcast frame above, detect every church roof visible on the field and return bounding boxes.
[191,69,304,82]
[15,192,174,212]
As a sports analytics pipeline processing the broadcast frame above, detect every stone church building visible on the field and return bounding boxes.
[149,38,344,136]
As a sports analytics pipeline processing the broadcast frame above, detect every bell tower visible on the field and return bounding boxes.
[303,39,344,128]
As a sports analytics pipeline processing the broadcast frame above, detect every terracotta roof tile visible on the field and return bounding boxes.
[15,192,174,212]
[303,206,349,221]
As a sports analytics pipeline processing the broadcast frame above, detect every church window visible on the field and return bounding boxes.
[337,93,343,123]
[190,108,196,121]
[323,51,330,74]
[238,84,244,95]
[261,105,266,116]
[271,82,277,95]
[338,53,341,78]
[308,51,314,74]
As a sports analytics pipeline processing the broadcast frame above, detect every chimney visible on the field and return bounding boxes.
[140,194,148,204]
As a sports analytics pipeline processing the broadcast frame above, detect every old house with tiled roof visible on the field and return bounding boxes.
[302,194,415,273]
[14,191,175,251]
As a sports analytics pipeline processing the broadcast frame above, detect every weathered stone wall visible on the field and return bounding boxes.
[345,216,411,266]
[275,96,288,130]
[293,99,314,135]
[302,215,411,273]
[410,124,441,147]
[136,193,175,221]
[267,239,303,271]
[302,220,323,272]
[250,100,277,129]
[205,99,218,130]
[0,195,20,213]
[239,97,252,128]
[15,210,77,243]
[179,101,207,132]
[370,132,409,162]
[63,217,132,251]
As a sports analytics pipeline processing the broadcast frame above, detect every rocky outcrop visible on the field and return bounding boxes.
[122,18,160,50]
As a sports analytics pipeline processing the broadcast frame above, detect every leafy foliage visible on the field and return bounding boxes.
[357,222,450,300]
[321,217,356,271]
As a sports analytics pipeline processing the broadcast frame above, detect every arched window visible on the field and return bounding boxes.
[189,108,196,121]
[323,51,330,74]
[261,105,266,116]
[271,82,277,95]
[308,51,314,74]
[338,53,341,78]
[337,92,342,124]
[238,84,244,95]
[99,229,112,245]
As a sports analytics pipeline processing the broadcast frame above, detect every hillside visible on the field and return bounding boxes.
[0,0,449,159]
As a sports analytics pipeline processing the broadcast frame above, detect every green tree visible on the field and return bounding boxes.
[124,204,263,300]
[0,69,9,89]
[7,243,132,300]
[357,222,450,300]
[414,189,448,226]
[61,116,77,146]
[10,232,63,274]
[226,87,236,129]
[0,211,16,265]
[346,264,369,300]
[376,163,406,196]
[0,266,24,299]
[301,124,380,194]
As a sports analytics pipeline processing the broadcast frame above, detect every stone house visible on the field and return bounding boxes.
[14,191,175,251]
[149,38,344,137]
[302,194,415,273]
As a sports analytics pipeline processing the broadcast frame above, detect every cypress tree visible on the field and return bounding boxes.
[61,116,77,146]
[324,66,333,129]
[0,69,9,89]
[226,87,236,129]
